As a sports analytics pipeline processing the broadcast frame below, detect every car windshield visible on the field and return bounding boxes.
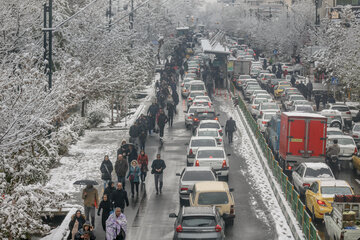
[327,131,343,135]
[190,93,204,98]
[335,138,355,145]
[239,75,251,79]
[191,139,216,147]
[305,168,334,178]
[264,114,276,120]
[200,123,220,129]
[290,96,305,101]
[191,85,205,91]
[189,108,203,114]
[332,106,349,112]
[197,150,225,158]
[261,104,278,110]
[181,216,217,227]
[321,186,352,195]
[254,99,268,104]
[326,116,342,123]
[196,112,216,119]
[198,192,229,205]
[257,95,271,99]
[296,106,314,112]
[198,131,218,137]
[354,125,360,131]
[182,171,215,181]
[194,102,210,107]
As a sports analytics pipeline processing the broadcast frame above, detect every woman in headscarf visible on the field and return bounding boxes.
[67,209,86,240]
[106,208,127,240]
[97,194,113,231]
[127,160,141,198]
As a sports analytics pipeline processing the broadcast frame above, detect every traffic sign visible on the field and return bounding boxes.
[273,49,278,55]
[331,76,338,85]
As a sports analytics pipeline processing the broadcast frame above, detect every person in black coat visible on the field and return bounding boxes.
[111,182,129,213]
[167,102,176,127]
[225,117,237,144]
[157,109,168,139]
[127,144,138,165]
[97,194,113,231]
[322,93,328,108]
[138,130,147,151]
[100,155,113,190]
[291,74,296,86]
[307,81,313,100]
[67,210,86,240]
[104,181,116,202]
[314,94,321,111]
[129,123,139,144]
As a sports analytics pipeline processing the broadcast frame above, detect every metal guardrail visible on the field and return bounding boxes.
[229,82,321,240]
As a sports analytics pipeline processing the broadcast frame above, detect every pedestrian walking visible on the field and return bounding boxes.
[67,210,86,240]
[307,80,313,100]
[117,140,129,157]
[129,123,139,144]
[138,130,147,151]
[315,94,321,111]
[97,194,113,232]
[167,102,176,127]
[137,150,149,183]
[151,153,166,195]
[225,117,237,144]
[283,69,288,78]
[127,144,138,165]
[322,93,328,108]
[106,208,127,240]
[100,155,113,190]
[74,221,96,240]
[271,65,276,74]
[111,183,129,213]
[157,109,168,141]
[115,155,128,190]
[104,181,116,202]
[82,184,99,228]
[127,160,141,198]
[291,74,296,86]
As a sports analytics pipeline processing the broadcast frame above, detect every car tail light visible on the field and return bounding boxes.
[346,111,351,114]
[253,53,256,56]
[262,121,267,125]
[230,205,235,214]
[215,224,222,232]
[272,85,274,88]
[181,83,184,87]
[205,92,208,96]
[188,97,192,101]
[252,105,256,109]
[214,117,218,120]
[354,147,358,155]
[189,149,193,155]
[180,187,188,191]
[176,225,183,232]
[353,135,359,138]
[287,165,292,170]
[222,160,227,168]
[317,200,326,206]
[218,138,222,142]
[219,129,222,133]
[262,78,265,81]
[260,111,263,115]
[303,183,310,187]
[195,160,200,166]
[194,118,199,122]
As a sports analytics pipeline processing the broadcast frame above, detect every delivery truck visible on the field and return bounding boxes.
[324,195,360,240]
[279,112,327,175]
[233,59,251,77]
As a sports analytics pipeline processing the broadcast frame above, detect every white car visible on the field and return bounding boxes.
[198,120,224,137]
[285,94,306,111]
[191,99,213,109]
[196,128,223,146]
[186,137,218,166]
[194,96,211,102]
[185,106,209,129]
[253,93,273,103]
[257,112,276,132]
[293,105,314,113]
[250,98,269,117]
[189,80,206,93]
[327,135,358,162]
[345,102,360,120]
[194,147,230,181]
[257,102,281,119]
[249,90,268,102]
[351,123,360,145]
[187,91,206,108]
[292,162,335,195]
[326,103,352,127]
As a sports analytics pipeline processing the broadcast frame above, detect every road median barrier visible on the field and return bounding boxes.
[228,82,321,240]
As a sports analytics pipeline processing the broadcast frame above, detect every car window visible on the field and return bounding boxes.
[332,106,349,112]
[191,85,205,91]
[196,112,216,119]
[296,106,314,112]
[336,138,355,145]
[197,150,225,158]
[198,131,218,137]
[264,114,275,120]
[310,182,318,193]
[261,104,278,110]
[189,108,202,114]
[254,99,268,104]
[181,216,217,227]
[182,171,216,181]
[198,192,229,205]
[353,125,360,131]
[200,123,220,129]
[190,92,204,98]
[191,139,216,147]
[321,186,352,195]
[327,131,342,136]
[304,167,334,178]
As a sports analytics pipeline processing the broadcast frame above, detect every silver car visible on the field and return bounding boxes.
[176,167,217,205]
[186,137,218,166]
[185,106,209,129]
[352,123,360,146]
[196,128,224,146]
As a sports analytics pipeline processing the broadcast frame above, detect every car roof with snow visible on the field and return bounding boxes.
[303,162,331,169]
[327,135,354,140]
[199,120,220,124]
[318,180,350,187]
[320,109,342,116]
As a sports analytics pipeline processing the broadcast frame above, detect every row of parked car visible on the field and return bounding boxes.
[232,52,360,239]
[169,52,234,240]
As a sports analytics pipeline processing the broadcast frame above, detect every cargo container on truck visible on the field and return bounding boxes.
[279,112,327,175]
[233,59,251,77]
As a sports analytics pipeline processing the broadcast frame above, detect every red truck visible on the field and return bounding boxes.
[279,112,327,175]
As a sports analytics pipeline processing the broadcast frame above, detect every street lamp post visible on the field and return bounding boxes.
[43,0,53,90]
[315,0,320,25]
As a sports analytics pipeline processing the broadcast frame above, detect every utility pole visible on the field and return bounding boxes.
[315,0,320,25]
[106,0,112,31]
[43,0,53,90]
[129,0,134,29]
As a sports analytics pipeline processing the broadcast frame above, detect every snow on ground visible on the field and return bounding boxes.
[216,97,294,240]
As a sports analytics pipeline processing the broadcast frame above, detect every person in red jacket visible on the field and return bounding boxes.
[137,150,149,183]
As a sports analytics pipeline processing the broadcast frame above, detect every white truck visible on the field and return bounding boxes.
[324,195,360,240]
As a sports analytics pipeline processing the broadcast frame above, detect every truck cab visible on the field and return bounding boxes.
[265,114,281,159]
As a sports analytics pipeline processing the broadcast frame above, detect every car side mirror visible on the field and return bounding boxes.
[229,188,234,192]
[169,213,177,218]
[227,153,231,156]
[176,173,181,176]
[221,125,224,128]
[185,143,189,146]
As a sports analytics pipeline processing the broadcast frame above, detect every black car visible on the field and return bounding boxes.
[191,109,219,133]
[169,206,225,240]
